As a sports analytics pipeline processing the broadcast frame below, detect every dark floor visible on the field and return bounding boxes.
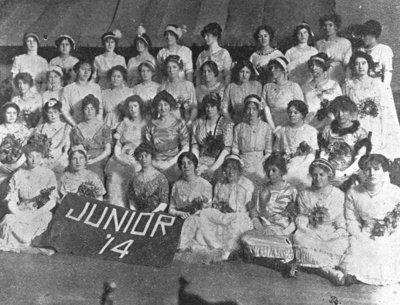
[0,251,398,305]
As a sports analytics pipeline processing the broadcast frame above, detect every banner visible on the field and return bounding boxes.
[44,194,183,267]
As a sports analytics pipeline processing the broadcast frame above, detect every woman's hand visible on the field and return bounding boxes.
[178,211,190,219]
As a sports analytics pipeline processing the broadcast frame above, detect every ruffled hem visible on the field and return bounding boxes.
[247,245,294,261]
[295,247,343,268]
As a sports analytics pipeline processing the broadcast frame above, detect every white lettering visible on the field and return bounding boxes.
[65,201,91,221]
[130,213,154,236]
[84,204,109,228]
[150,215,176,237]
[123,211,136,233]
[103,209,130,232]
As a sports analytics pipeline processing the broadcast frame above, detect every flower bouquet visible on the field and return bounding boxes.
[316,99,331,121]
[77,180,101,199]
[178,196,209,214]
[27,133,52,159]
[371,203,400,238]
[22,108,41,128]
[212,200,234,213]
[202,133,224,158]
[293,141,313,158]
[134,194,159,212]
[308,206,329,228]
[0,134,23,164]
[358,97,379,118]
[31,186,56,209]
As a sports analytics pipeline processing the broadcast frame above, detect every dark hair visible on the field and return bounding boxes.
[308,52,330,72]
[23,32,40,50]
[362,20,382,38]
[293,23,314,46]
[107,65,128,82]
[43,98,62,122]
[319,14,342,29]
[2,102,20,117]
[287,100,308,118]
[138,61,156,74]
[165,55,184,70]
[244,94,262,113]
[349,51,376,74]
[358,153,390,172]
[55,36,75,50]
[81,94,100,114]
[200,60,219,77]
[201,23,223,40]
[122,95,144,118]
[101,33,118,47]
[178,152,198,170]
[263,153,287,175]
[328,95,358,115]
[46,69,63,81]
[73,60,95,81]
[202,92,222,111]
[153,90,176,108]
[267,57,289,73]
[222,158,243,176]
[68,149,88,163]
[232,60,256,83]
[134,33,152,48]
[253,25,275,46]
[134,141,156,160]
[14,72,34,88]
[164,24,180,40]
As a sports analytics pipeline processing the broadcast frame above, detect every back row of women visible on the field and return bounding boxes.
[1,13,400,286]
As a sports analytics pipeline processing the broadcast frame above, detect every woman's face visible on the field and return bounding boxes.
[136,40,147,53]
[137,151,152,169]
[83,103,97,120]
[257,29,270,47]
[70,152,86,171]
[270,63,284,79]
[26,151,43,169]
[59,39,72,56]
[140,66,153,82]
[166,61,180,78]
[266,165,283,184]
[309,60,324,77]
[323,21,337,36]
[111,70,124,88]
[25,37,38,52]
[165,32,177,46]
[311,166,331,188]
[362,34,375,48]
[157,100,170,117]
[180,156,195,177]
[205,103,218,118]
[297,28,309,44]
[363,163,385,186]
[17,80,30,95]
[202,65,216,83]
[245,102,259,120]
[48,71,62,90]
[78,63,92,82]
[288,106,304,125]
[239,66,251,83]
[333,109,352,126]
[4,107,18,124]
[104,38,116,52]
[354,57,369,77]
[128,101,140,118]
[224,162,240,183]
[47,108,61,123]
[204,33,218,46]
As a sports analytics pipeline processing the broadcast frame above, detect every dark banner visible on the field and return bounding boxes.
[44,194,183,267]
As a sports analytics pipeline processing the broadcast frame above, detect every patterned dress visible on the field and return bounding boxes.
[93,53,127,89]
[59,168,106,198]
[285,46,318,86]
[101,87,133,129]
[196,47,232,84]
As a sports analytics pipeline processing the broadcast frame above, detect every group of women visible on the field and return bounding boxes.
[0,14,400,286]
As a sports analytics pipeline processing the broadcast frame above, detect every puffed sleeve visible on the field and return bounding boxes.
[344,189,363,236]
[381,45,394,72]
[117,55,127,68]
[292,82,304,101]
[342,39,352,66]
[11,55,21,77]
[332,81,343,97]
[182,47,193,74]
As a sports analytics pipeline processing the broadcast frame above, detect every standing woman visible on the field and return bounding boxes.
[11,32,48,93]
[145,90,189,182]
[127,25,156,87]
[262,57,304,128]
[157,24,193,82]
[42,66,65,105]
[70,94,112,182]
[93,30,127,89]
[105,95,147,207]
[61,59,102,126]
[285,22,318,86]
[49,34,79,84]
[101,65,132,130]
[249,25,284,85]
[159,55,197,125]
[195,23,232,86]
[316,14,352,85]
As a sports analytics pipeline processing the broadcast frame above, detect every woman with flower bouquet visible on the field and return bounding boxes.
[0,135,57,255]
[339,154,400,285]
[293,159,349,285]
[343,51,400,160]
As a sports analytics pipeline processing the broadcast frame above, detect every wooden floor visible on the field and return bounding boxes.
[0,251,397,305]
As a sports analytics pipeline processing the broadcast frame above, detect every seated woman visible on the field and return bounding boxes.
[105,95,147,207]
[241,154,297,269]
[232,95,273,185]
[192,93,233,182]
[59,145,106,200]
[0,135,58,255]
[127,142,169,212]
[319,96,369,186]
[42,66,65,104]
[339,154,400,286]
[145,90,189,182]
[70,94,112,183]
[274,100,318,189]
[293,159,348,285]
[35,98,71,180]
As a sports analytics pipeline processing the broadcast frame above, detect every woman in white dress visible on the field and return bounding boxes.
[316,14,352,85]
[101,65,132,130]
[157,24,193,82]
[93,30,127,89]
[285,22,318,86]
[49,34,79,85]
[42,66,65,105]
[195,23,232,86]
[249,25,284,85]
[11,32,48,93]
[127,25,156,87]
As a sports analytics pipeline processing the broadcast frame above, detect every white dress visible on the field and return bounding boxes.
[157,46,193,80]
[127,53,156,87]
[93,53,127,89]
[101,87,133,129]
[285,46,318,86]
[196,47,232,84]
[11,54,48,92]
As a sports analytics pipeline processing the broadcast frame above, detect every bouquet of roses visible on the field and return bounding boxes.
[77,180,101,199]
[178,196,209,214]
[212,200,235,213]
[371,203,400,238]
[308,206,329,228]
[0,134,23,164]
[293,141,313,158]
[27,133,52,159]
[23,108,41,128]
[134,193,159,212]
[358,97,379,118]
[30,186,56,209]
[202,133,225,158]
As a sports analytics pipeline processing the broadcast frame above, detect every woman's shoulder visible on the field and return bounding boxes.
[196,176,212,188]
[238,176,254,191]
[178,45,192,56]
